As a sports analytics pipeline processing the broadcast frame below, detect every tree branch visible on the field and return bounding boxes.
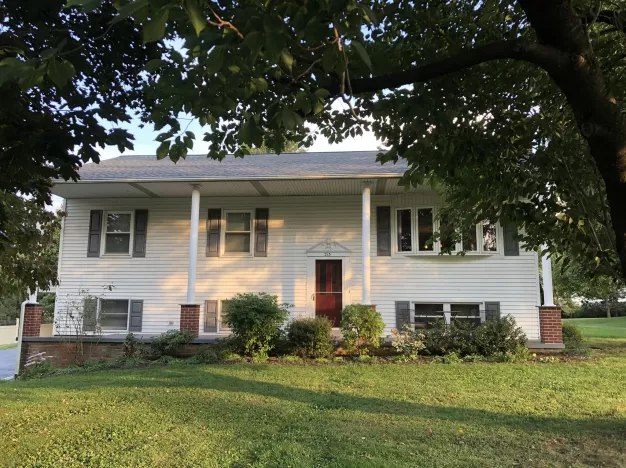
[589,10,626,32]
[335,40,566,96]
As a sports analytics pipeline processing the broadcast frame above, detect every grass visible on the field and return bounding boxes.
[0,343,17,350]
[1,349,626,467]
[563,316,626,338]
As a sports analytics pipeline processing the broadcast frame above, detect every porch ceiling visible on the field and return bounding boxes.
[51,177,424,199]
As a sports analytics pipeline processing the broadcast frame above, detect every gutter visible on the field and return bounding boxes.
[52,173,407,185]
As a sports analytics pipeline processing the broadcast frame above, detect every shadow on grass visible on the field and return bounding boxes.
[9,366,626,441]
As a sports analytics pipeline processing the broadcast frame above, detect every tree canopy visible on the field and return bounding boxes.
[2,0,626,287]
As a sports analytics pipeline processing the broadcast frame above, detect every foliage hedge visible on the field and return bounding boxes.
[566,301,626,318]
[285,317,334,358]
[421,316,527,357]
[340,304,385,355]
[223,293,290,358]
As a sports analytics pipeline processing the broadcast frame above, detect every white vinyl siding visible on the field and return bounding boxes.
[54,191,541,340]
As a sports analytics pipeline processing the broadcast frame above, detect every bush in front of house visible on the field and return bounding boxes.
[422,316,526,357]
[473,316,527,356]
[340,304,385,355]
[223,293,290,358]
[562,322,585,349]
[391,324,425,359]
[286,317,334,358]
[151,330,194,357]
[422,319,479,356]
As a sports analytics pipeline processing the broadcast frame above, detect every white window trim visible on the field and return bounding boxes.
[222,210,254,257]
[97,298,130,332]
[101,210,134,256]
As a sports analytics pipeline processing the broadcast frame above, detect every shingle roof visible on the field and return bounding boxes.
[73,151,407,181]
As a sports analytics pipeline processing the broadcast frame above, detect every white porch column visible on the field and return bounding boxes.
[186,185,201,304]
[361,181,372,304]
[541,246,555,306]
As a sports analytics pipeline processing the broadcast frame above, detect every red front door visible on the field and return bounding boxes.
[315,260,343,327]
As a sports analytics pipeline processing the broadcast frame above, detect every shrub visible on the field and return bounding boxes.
[422,316,526,358]
[473,316,527,356]
[432,351,463,364]
[151,330,194,357]
[562,322,585,349]
[123,333,141,358]
[391,324,425,358]
[223,293,290,358]
[340,304,385,355]
[286,317,334,358]
[422,319,479,356]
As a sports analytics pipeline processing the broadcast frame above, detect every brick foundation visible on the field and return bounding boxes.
[180,304,200,336]
[539,306,563,344]
[23,303,43,337]
[19,338,211,372]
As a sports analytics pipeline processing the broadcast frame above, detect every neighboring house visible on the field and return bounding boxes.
[51,151,558,344]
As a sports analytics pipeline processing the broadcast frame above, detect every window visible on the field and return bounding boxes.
[451,303,481,326]
[461,225,478,252]
[414,303,444,328]
[224,211,252,254]
[482,221,498,252]
[220,300,231,331]
[396,209,412,252]
[99,299,130,330]
[103,212,132,254]
[417,208,434,251]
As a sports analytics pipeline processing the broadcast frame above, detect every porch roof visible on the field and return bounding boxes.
[52,151,421,198]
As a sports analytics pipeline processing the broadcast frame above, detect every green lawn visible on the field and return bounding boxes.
[0,343,17,350]
[564,316,626,338]
[1,355,626,467]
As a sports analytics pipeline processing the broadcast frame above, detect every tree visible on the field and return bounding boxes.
[246,140,303,154]
[0,192,62,297]
[3,0,626,284]
[553,259,625,318]
[0,0,157,290]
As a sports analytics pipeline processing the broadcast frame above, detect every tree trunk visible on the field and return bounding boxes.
[606,300,612,319]
[519,0,626,282]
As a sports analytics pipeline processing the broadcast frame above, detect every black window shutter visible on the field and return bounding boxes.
[485,302,501,321]
[204,300,218,332]
[87,210,103,257]
[255,208,269,257]
[133,210,149,257]
[395,301,410,330]
[503,225,520,256]
[206,208,221,257]
[129,300,143,331]
[83,297,98,332]
[377,206,391,256]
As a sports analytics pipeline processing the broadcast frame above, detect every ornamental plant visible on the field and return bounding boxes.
[286,317,334,359]
[223,293,290,358]
[340,304,385,355]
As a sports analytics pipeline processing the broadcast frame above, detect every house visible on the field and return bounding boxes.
[49,151,562,346]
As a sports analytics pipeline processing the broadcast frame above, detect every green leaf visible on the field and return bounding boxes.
[156,140,170,160]
[185,0,206,36]
[47,59,76,88]
[65,0,100,8]
[351,41,372,71]
[110,0,149,24]
[280,108,299,131]
[280,49,294,73]
[143,8,169,44]
[145,59,168,72]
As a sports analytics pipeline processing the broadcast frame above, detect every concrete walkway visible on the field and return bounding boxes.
[0,347,17,379]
